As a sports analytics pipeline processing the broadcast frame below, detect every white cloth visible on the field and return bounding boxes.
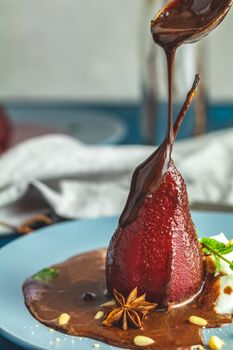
[0,130,233,233]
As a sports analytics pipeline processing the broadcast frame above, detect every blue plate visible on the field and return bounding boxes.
[1,212,233,350]
[8,108,127,145]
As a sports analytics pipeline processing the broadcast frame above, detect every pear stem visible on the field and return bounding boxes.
[173,74,201,139]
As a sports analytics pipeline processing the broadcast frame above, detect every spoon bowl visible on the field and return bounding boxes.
[151,0,233,49]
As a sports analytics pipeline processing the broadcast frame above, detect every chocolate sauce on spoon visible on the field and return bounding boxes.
[151,0,233,48]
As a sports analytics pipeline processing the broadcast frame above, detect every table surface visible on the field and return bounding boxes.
[2,102,233,349]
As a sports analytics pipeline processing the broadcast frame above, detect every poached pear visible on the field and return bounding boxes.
[106,75,204,308]
[106,154,204,308]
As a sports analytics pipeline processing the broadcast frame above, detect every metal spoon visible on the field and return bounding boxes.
[151,0,233,49]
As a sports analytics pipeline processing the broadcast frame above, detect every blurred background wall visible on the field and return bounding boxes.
[0,0,232,102]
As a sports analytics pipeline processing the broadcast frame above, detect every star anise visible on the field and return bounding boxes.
[102,287,157,330]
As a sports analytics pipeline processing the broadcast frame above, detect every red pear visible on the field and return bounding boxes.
[106,160,204,308]
[106,77,204,309]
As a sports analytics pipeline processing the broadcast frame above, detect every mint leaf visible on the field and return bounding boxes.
[230,262,233,271]
[32,268,59,281]
[200,238,225,253]
[218,244,233,255]
[201,238,233,273]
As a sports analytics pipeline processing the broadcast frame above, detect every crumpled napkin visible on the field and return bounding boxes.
[0,129,233,233]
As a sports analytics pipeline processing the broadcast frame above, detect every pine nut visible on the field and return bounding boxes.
[133,335,155,347]
[189,316,208,326]
[101,300,116,307]
[94,311,104,320]
[208,336,225,350]
[57,313,71,326]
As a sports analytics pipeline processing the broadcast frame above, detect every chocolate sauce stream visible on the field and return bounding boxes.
[166,49,175,152]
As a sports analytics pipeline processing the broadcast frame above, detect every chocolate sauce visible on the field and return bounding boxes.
[120,0,232,228]
[23,249,231,350]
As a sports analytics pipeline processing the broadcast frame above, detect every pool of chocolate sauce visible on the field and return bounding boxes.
[23,249,231,350]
